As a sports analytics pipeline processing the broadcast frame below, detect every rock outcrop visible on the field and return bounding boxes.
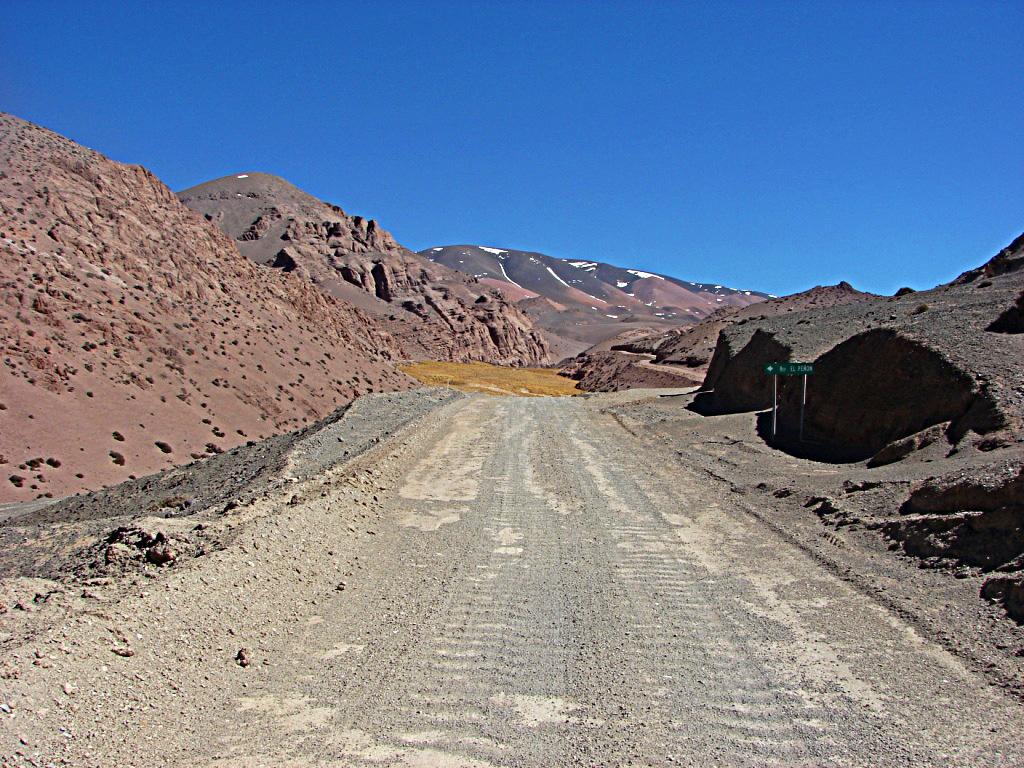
[775,328,1000,461]
[333,254,549,365]
[560,351,701,392]
[697,329,793,414]
[867,423,949,468]
[693,243,1024,462]
[953,232,1024,284]
[0,114,413,501]
[179,174,549,366]
[883,463,1024,621]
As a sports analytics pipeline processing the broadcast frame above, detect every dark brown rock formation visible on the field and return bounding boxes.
[953,232,1024,284]
[778,329,1000,461]
[693,242,1024,462]
[884,464,1023,587]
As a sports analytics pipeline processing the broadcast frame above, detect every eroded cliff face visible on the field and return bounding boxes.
[0,114,413,501]
[178,173,549,366]
[330,252,548,365]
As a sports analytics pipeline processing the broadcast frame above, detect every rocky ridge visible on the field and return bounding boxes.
[178,175,548,366]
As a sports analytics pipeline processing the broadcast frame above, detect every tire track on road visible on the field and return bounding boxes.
[203,395,1024,767]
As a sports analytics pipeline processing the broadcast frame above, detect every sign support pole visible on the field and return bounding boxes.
[799,373,807,441]
[771,374,778,439]
[764,362,814,443]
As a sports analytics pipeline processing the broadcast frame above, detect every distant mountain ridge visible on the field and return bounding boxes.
[420,244,771,357]
[422,244,770,316]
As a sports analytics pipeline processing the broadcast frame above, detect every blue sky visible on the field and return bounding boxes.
[2,1,1021,295]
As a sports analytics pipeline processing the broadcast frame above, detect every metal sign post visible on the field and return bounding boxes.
[763,362,814,442]
[800,373,807,441]
[772,373,778,439]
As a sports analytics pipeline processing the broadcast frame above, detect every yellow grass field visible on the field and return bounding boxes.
[400,361,581,397]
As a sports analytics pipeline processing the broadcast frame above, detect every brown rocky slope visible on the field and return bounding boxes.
[178,174,548,366]
[0,113,416,503]
[690,234,1024,620]
[694,240,1024,460]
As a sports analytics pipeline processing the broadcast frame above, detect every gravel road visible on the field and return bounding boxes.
[3,394,1022,766]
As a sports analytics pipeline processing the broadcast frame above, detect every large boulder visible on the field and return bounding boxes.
[775,329,999,461]
[694,329,792,414]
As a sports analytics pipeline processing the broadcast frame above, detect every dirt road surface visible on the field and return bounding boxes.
[3,395,1022,767]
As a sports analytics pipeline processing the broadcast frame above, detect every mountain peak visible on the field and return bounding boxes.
[178,172,327,212]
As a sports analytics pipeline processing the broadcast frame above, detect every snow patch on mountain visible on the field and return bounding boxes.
[627,269,665,280]
[498,261,524,289]
[546,266,572,288]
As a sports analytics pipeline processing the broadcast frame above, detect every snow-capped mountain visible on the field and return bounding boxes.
[420,245,770,356]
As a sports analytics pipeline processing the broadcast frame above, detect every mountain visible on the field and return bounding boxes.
[0,113,414,502]
[420,244,771,357]
[178,176,548,366]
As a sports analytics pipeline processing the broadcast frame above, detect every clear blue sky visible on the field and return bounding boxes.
[3,1,1021,295]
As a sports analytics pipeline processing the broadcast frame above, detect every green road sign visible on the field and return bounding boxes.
[763,362,814,375]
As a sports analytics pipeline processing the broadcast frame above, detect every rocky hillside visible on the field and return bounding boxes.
[179,176,548,366]
[421,244,770,357]
[695,240,1024,461]
[0,114,415,502]
[690,234,1024,621]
